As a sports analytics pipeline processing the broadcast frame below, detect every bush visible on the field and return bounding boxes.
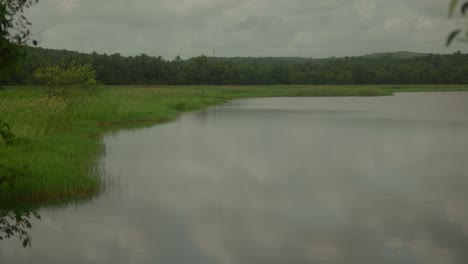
[34,63,101,98]
[0,120,15,147]
[0,120,29,189]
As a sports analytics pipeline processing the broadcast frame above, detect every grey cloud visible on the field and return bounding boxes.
[25,0,468,58]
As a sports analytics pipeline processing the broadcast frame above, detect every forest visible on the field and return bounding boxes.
[1,47,468,86]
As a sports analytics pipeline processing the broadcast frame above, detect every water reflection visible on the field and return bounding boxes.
[1,92,468,263]
[0,209,40,247]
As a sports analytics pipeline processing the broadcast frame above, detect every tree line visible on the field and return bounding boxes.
[2,47,468,86]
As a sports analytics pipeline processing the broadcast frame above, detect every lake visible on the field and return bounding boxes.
[1,92,468,264]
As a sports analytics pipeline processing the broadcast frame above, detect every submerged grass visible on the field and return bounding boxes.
[1,85,467,207]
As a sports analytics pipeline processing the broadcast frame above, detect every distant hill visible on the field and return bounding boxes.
[23,47,432,62]
[362,51,428,59]
[206,51,430,63]
[209,51,433,66]
[207,56,311,65]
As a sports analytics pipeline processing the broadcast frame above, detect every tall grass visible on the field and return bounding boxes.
[1,85,467,207]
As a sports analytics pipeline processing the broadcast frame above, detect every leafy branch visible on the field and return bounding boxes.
[0,0,39,45]
[1,0,39,72]
[0,209,41,247]
[447,0,468,46]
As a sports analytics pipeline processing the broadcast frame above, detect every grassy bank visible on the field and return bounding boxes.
[1,85,467,207]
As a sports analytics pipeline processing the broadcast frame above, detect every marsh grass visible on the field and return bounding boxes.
[1,85,467,207]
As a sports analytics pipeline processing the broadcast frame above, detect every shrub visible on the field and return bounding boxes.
[0,120,29,189]
[0,120,15,147]
[34,63,101,98]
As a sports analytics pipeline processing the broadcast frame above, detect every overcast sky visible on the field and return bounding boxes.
[25,0,468,59]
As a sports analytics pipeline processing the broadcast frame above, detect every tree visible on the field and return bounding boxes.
[1,0,39,72]
[34,62,100,98]
[447,0,468,46]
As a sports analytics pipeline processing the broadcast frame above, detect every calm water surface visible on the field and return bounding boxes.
[2,92,468,264]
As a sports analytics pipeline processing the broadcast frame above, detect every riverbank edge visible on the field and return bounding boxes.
[1,85,468,208]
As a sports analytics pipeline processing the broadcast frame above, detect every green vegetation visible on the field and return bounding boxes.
[2,47,468,86]
[1,85,468,207]
[34,63,101,98]
[1,0,39,206]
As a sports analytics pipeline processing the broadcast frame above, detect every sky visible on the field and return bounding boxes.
[25,0,468,59]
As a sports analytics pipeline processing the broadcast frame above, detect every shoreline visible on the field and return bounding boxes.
[1,85,468,208]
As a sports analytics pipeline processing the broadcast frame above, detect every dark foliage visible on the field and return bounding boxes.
[2,47,468,85]
[0,120,15,147]
[0,0,39,72]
